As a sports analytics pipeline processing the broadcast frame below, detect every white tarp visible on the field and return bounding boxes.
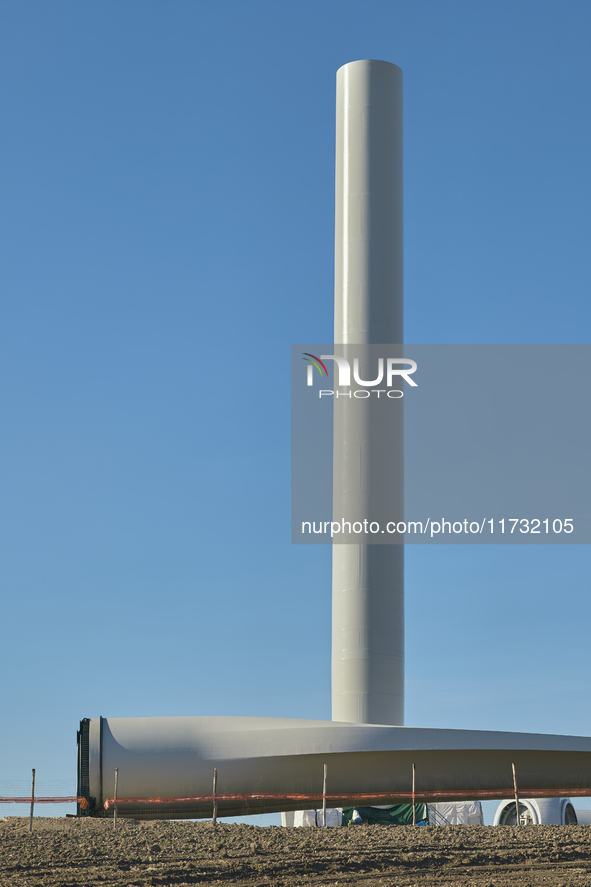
[429,801,483,825]
[292,808,342,827]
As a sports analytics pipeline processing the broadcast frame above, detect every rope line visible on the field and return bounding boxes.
[102,787,591,810]
[0,797,88,808]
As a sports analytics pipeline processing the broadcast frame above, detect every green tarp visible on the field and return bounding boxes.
[342,804,428,826]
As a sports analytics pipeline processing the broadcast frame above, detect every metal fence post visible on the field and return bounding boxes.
[28,769,35,833]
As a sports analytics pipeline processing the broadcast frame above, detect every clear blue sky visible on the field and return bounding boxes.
[1,0,590,818]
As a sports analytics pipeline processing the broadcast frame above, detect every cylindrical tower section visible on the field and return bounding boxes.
[334,59,403,343]
[332,60,404,726]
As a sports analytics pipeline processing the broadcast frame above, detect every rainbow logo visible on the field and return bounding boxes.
[302,353,328,377]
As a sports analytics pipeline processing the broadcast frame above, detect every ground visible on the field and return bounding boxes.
[2,816,591,886]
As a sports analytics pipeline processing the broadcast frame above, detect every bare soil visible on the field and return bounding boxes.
[2,816,591,886]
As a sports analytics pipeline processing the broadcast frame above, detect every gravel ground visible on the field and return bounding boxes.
[2,816,591,886]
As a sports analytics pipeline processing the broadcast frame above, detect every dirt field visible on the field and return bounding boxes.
[2,816,591,886]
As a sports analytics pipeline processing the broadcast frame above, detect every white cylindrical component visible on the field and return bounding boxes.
[334,59,403,343]
[493,797,578,825]
[332,60,404,726]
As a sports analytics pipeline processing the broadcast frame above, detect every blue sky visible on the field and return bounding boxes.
[1,0,590,819]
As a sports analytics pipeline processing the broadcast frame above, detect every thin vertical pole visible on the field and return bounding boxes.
[113,768,119,829]
[28,769,35,833]
[212,768,218,827]
[412,762,416,826]
[512,762,519,825]
[322,764,327,826]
